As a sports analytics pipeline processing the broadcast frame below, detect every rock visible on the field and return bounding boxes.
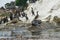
[11,19,18,24]
[45,15,51,22]
[28,26,41,35]
[31,31,41,35]
[0,20,2,24]
[32,20,42,26]
[52,16,60,26]
[53,16,60,23]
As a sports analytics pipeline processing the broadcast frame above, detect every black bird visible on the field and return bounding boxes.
[2,17,8,23]
[0,20,2,24]
[34,11,39,20]
[31,8,35,15]
[25,14,28,20]
[10,13,13,20]
[22,12,26,17]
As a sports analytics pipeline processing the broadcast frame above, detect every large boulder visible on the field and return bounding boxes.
[52,16,60,26]
[53,16,60,23]
[32,20,42,26]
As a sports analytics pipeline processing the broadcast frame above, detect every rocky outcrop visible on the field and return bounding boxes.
[52,16,60,26]
[53,16,60,23]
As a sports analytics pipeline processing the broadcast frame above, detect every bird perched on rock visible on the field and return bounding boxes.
[34,11,39,20]
[31,7,35,15]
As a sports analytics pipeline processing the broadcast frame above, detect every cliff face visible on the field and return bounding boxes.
[24,0,60,23]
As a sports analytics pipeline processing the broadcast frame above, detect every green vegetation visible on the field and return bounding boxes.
[15,0,27,6]
[15,0,28,11]
[5,3,11,6]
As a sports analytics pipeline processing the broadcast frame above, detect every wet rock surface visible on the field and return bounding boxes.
[0,21,60,40]
[32,20,42,26]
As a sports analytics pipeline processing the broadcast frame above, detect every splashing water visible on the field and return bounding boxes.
[24,0,60,23]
